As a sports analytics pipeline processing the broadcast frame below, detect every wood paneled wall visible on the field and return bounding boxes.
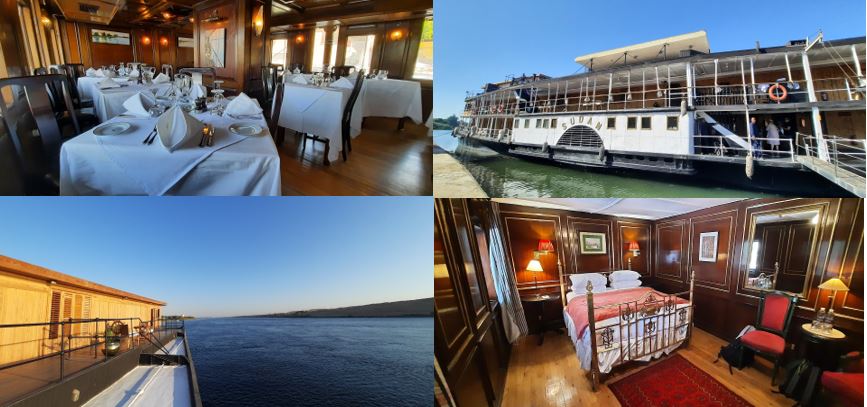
[497,203,652,297]
[649,198,864,348]
[59,21,193,70]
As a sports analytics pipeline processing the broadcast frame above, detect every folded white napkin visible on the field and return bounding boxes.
[156,106,204,152]
[95,69,106,77]
[128,68,140,78]
[188,84,208,99]
[290,75,308,85]
[104,70,117,78]
[86,68,97,77]
[329,77,354,89]
[153,73,170,84]
[98,77,121,89]
[122,92,157,117]
[224,92,263,116]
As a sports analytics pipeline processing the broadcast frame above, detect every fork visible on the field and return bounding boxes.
[141,126,157,144]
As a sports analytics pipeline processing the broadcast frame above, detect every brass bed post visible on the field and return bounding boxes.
[585,280,600,392]
[686,269,695,346]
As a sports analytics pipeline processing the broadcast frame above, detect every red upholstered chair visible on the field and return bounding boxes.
[740,290,797,385]
[821,352,864,407]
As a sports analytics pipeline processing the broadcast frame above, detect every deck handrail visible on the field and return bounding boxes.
[797,133,866,177]
[692,135,795,162]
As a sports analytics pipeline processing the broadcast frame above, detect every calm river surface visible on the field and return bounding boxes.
[186,317,432,406]
[434,130,780,198]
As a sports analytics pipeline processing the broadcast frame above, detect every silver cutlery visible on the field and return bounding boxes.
[207,127,214,147]
[199,125,209,148]
[141,127,156,144]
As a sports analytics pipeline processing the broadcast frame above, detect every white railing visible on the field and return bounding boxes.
[693,135,795,161]
[798,133,866,178]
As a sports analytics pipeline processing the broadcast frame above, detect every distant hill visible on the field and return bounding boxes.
[247,298,433,318]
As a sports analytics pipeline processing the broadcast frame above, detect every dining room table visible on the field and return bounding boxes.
[77,76,173,122]
[59,102,281,196]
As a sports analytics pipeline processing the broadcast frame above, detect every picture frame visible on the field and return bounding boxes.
[178,37,195,48]
[91,29,130,46]
[698,231,719,262]
[579,232,607,255]
[204,28,226,68]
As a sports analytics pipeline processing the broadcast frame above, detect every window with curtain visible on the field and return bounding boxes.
[271,39,288,66]
[344,34,375,73]
[311,27,326,72]
[412,18,433,80]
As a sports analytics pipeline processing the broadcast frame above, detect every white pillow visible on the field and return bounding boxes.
[610,279,642,289]
[569,273,607,293]
[609,269,641,283]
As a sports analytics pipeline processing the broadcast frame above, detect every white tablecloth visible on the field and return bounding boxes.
[275,84,355,162]
[79,79,172,122]
[60,109,281,196]
[77,76,129,101]
[357,78,423,124]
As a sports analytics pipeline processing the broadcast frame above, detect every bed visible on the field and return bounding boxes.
[560,271,695,391]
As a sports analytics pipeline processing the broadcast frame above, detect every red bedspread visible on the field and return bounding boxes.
[566,287,688,337]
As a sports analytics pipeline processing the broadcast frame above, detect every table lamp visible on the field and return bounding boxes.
[818,277,849,312]
[526,259,543,289]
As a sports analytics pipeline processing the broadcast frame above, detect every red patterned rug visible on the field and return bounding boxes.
[608,354,753,406]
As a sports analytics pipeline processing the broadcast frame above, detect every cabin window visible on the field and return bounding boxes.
[607,117,616,129]
[535,119,542,128]
[412,18,433,80]
[627,117,637,129]
[641,117,652,130]
[667,116,679,130]
[542,119,549,128]
[271,39,288,66]
[328,27,340,67]
[551,118,558,128]
[345,34,376,73]
[524,119,530,128]
[513,119,519,127]
[311,28,327,72]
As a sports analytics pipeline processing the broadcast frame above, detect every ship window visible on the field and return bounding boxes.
[667,116,678,130]
[535,119,542,128]
[542,119,549,128]
[607,117,616,129]
[551,118,557,128]
[524,119,530,128]
[513,119,519,127]
[627,117,637,129]
[641,117,651,129]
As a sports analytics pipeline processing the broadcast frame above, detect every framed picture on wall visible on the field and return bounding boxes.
[579,232,607,254]
[204,28,226,67]
[91,29,130,46]
[178,37,195,48]
[698,231,719,262]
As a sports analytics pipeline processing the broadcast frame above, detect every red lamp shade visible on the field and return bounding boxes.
[628,241,640,251]
[537,239,555,253]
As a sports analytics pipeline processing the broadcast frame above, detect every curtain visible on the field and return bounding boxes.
[487,202,527,342]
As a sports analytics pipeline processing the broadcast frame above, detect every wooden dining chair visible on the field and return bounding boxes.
[0,75,81,194]
[33,67,48,75]
[60,64,94,110]
[0,118,26,195]
[288,63,305,73]
[332,65,356,78]
[340,70,365,161]
[270,82,285,145]
[739,290,798,385]
[178,67,216,87]
[261,66,279,110]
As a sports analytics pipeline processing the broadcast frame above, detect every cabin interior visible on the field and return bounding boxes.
[0,0,433,196]
[0,255,180,405]
[435,198,864,407]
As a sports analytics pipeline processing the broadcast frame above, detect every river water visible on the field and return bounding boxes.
[434,131,781,198]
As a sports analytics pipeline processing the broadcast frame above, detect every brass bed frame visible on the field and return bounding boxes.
[560,271,696,391]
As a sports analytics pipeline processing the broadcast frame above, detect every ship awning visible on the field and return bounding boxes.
[575,31,710,70]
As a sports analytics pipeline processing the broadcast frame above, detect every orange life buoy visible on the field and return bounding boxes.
[768,83,788,103]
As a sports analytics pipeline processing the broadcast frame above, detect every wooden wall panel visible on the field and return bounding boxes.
[655,219,686,283]
[618,221,651,276]
[568,217,614,274]
[688,210,736,292]
[501,214,561,295]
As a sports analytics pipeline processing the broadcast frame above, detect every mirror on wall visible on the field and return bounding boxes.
[744,207,822,296]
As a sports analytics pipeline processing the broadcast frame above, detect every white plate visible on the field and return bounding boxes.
[228,122,263,137]
[93,122,132,136]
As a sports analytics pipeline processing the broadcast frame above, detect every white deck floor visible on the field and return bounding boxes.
[84,338,191,407]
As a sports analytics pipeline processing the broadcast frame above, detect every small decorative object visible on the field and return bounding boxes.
[525,259,543,289]
[579,232,607,254]
[698,231,719,262]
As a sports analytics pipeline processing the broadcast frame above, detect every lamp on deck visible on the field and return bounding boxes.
[818,277,849,312]
[526,259,543,289]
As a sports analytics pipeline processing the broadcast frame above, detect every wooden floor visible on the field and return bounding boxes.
[277,117,432,195]
[501,328,792,407]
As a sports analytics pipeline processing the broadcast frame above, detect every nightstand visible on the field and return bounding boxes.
[520,293,561,346]
[799,323,846,371]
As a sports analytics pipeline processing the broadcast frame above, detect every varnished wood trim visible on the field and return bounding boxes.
[654,219,685,283]
[687,209,737,293]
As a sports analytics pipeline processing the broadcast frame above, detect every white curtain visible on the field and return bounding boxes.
[488,202,527,342]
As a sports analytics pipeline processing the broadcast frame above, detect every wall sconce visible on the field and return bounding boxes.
[161,11,173,19]
[142,36,152,45]
[253,5,264,37]
[535,239,554,257]
[160,37,169,46]
[388,28,405,41]
[628,241,640,256]
[295,34,305,44]
[40,15,51,26]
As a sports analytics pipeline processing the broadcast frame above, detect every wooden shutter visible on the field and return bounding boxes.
[62,294,72,338]
[82,296,92,335]
[72,295,82,335]
[48,292,61,339]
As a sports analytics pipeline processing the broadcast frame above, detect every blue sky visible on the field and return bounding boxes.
[434,0,866,117]
[0,197,431,317]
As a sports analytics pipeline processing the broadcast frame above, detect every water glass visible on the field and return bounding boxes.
[211,89,226,116]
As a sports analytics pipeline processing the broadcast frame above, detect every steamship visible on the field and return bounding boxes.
[455,31,866,196]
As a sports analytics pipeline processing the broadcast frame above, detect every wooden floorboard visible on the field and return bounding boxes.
[277,117,432,196]
[500,328,792,407]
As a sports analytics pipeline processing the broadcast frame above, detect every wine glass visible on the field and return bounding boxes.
[211,88,226,116]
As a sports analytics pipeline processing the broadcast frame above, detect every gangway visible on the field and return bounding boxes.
[797,133,866,197]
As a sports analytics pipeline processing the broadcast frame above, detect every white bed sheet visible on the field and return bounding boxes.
[563,301,691,373]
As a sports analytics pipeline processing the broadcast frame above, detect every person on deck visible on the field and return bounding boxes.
[750,116,763,158]
[766,119,780,156]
